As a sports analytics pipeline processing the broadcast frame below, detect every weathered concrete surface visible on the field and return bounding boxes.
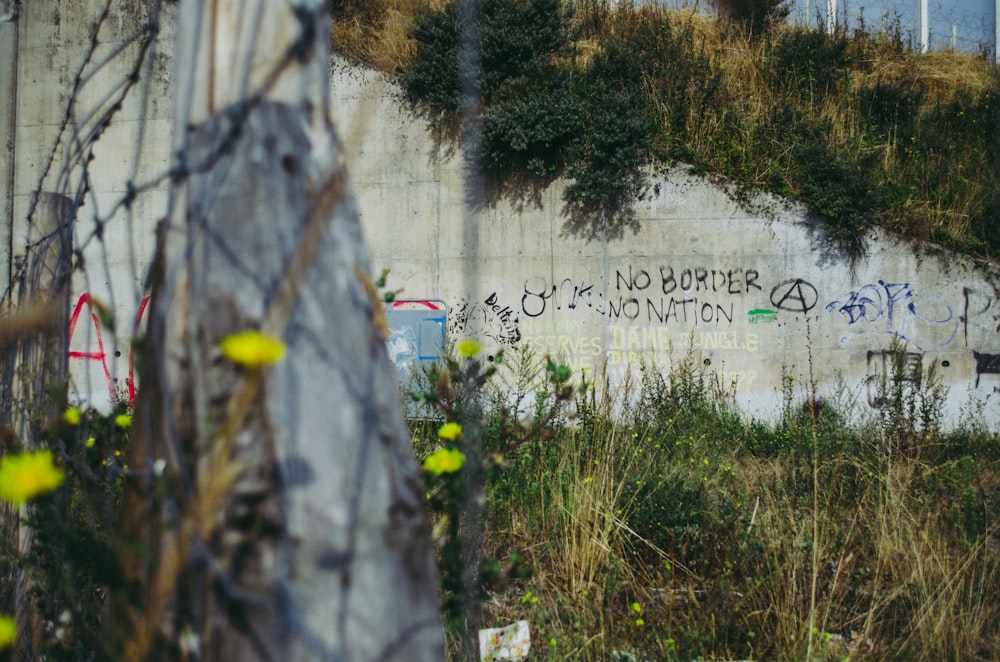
[332,58,1000,427]
[0,7,17,289]
[9,1,174,408]
[10,0,1000,427]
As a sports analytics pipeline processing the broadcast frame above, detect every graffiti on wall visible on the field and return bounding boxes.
[498,267,1000,400]
[972,351,1000,390]
[68,293,149,404]
[825,280,958,350]
[451,292,521,346]
[769,279,818,314]
[863,348,924,408]
[521,264,763,325]
[64,268,1000,414]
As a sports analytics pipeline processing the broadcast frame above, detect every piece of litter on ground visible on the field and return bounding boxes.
[479,620,530,661]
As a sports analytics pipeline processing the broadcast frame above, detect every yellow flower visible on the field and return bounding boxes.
[437,422,463,441]
[456,338,482,358]
[0,616,15,650]
[220,330,286,367]
[423,448,465,476]
[62,407,80,426]
[115,414,132,429]
[0,450,64,506]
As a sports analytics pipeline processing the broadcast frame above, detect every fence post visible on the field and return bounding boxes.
[4,190,74,661]
[114,2,444,660]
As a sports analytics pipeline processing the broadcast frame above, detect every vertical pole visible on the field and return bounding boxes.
[0,0,17,294]
[920,0,929,52]
[10,191,74,662]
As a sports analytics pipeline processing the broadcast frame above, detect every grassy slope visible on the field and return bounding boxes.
[331,0,1000,260]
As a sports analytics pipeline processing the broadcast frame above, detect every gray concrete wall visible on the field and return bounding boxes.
[0,1,18,289]
[10,1,174,409]
[332,59,1000,427]
[9,1,1000,427]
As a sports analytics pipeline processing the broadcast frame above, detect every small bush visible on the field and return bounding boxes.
[716,0,791,36]
[478,0,572,97]
[399,3,461,112]
[792,136,877,256]
[483,73,586,177]
[769,27,851,97]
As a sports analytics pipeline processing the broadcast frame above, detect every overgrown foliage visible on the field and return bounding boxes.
[409,345,1000,660]
[0,405,132,659]
[396,0,657,237]
[332,0,1000,260]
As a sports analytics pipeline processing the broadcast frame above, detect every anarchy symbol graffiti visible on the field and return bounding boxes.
[770,279,818,313]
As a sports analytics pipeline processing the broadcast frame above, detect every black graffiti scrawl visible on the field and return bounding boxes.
[973,351,1000,388]
[770,279,817,313]
[451,293,521,345]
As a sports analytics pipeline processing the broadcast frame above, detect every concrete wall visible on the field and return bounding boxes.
[6,1,174,408]
[7,2,1000,427]
[332,60,1000,426]
[1,0,18,290]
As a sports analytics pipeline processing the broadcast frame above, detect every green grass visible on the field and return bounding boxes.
[410,347,1000,660]
[332,0,1000,260]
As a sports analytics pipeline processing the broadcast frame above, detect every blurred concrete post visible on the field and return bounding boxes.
[115,1,444,660]
[0,1,17,292]
[8,190,74,662]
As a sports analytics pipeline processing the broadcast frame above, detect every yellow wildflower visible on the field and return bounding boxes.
[220,330,286,367]
[455,338,482,358]
[115,414,132,429]
[437,422,463,441]
[0,450,64,506]
[423,448,465,476]
[62,407,80,426]
[0,616,15,650]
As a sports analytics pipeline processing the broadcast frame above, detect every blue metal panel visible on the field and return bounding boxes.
[385,299,448,374]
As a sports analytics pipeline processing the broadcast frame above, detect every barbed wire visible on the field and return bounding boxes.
[4,0,168,656]
[2,1,380,659]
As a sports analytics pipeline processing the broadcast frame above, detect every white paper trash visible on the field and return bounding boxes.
[479,620,531,661]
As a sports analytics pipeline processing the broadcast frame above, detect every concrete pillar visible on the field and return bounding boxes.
[919,0,929,53]
[0,0,18,295]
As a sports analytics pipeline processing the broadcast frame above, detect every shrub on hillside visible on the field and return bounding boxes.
[401,0,573,112]
[482,73,586,177]
[563,38,657,230]
[400,2,461,112]
[716,0,791,36]
[392,0,1000,260]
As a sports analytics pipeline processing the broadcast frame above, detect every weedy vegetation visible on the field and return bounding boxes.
[331,0,1000,259]
[410,343,1000,660]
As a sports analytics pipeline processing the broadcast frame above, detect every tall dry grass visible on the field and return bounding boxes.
[331,0,437,70]
[334,0,1000,258]
[418,346,1000,661]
